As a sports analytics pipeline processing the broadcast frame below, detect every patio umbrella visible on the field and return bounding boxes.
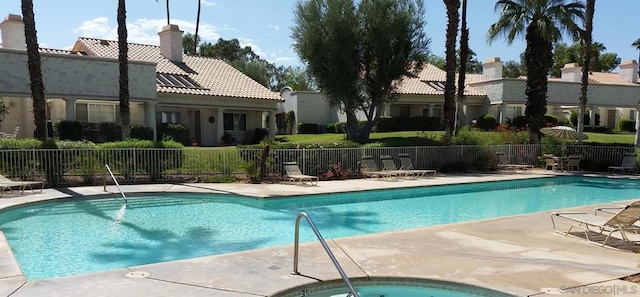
[540,126,588,141]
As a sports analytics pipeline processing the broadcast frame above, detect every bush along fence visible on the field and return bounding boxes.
[0,143,635,187]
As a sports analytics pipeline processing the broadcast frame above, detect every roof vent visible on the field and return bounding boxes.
[99,39,109,46]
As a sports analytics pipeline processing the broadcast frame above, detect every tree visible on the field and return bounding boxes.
[21,0,47,140]
[117,0,131,139]
[292,0,429,143]
[550,41,619,77]
[182,33,200,55]
[455,0,468,135]
[194,0,201,55]
[443,0,460,142]
[633,38,640,77]
[488,0,584,144]
[577,0,595,135]
[503,60,526,78]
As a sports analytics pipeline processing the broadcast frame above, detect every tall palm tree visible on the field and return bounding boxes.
[118,0,131,139]
[194,0,202,55]
[443,0,460,143]
[577,0,594,135]
[21,0,47,140]
[488,0,585,144]
[455,0,468,135]
[633,38,640,77]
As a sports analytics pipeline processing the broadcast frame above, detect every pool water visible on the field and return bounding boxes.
[1,176,639,280]
[274,278,513,297]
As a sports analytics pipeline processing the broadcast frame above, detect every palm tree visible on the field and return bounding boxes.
[577,0,594,135]
[488,0,585,144]
[455,0,468,135]
[633,38,640,77]
[118,0,131,139]
[443,0,460,143]
[21,0,47,140]
[194,0,202,55]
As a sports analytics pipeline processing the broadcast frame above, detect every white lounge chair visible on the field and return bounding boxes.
[0,174,44,196]
[397,153,437,177]
[380,155,416,178]
[495,152,533,172]
[282,162,318,186]
[608,155,638,174]
[551,200,640,246]
[360,156,398,180]
[2,126,19,139]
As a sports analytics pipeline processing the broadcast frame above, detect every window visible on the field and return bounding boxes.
[156,111,181,123]
[223,113,246,131]
[156,73,203,89]
[76,103,117,123]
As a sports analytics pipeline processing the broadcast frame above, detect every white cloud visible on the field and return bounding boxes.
[72,17,221,45]
[201,0,216,6]
[268,25,280,31]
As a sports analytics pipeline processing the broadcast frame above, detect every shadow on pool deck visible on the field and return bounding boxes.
[1,172,640,297]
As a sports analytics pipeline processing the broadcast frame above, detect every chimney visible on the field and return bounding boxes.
[0,14,26,50]
[158,24,183,62]
[482,57,502,80]
[561,63,581,82]
[619,60,638,84]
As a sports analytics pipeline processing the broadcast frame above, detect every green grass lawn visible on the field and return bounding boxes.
[276,131,635,145]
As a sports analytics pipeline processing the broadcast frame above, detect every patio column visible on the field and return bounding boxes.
[64,98,76,121]
[383,103,391,117]
[144,102,157,141]
[499,103,507,124]
[216,108,225,145]
[268,110,276,138]
[426,104,433,117]
[588,107,595,127]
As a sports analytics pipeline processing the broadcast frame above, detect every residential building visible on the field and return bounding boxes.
[0,14,282,145]
[281,57,640,132]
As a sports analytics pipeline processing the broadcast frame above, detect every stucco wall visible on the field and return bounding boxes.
[0,49,156,100]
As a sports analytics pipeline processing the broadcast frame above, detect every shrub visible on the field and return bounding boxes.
[131,125,154,140]
[99,122,122,142]
[251,128,269,144]
[285,110,296,134]
[376,117,394,132]
[511,116,528,130]
[55,120,83,141]
[298,123,319,134]
[618,119,636,132]
[98,139,184,181]
[157,123,189,145]
[477,114,497,131]
[543,115,558,126]
[319,162,351,180]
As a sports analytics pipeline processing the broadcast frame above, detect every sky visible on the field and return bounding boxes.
[1,0,639,68]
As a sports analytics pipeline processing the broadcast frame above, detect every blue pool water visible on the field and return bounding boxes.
[1,176,639,280]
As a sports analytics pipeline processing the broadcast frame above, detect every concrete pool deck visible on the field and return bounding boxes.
[1,172,640,296]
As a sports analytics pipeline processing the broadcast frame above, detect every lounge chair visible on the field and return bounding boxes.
[495,152,533,172]
[608,155,638,174]
[565,155,582,172]
[0,174,44,197]
[360,156,398,180]
[282,162,319,186]
[2,126,19,139]
[380,155,413,178]
[542,154,559,171]
[551,200,640,246]
[397,153,437,177]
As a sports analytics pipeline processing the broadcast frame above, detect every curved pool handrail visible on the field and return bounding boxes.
[104,164,127,204]
[292,212,359,297]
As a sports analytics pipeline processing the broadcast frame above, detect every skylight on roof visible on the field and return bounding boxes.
[156,73,204,89]
[424,81,446,91]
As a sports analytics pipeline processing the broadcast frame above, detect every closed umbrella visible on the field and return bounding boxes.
[540,126,588,140]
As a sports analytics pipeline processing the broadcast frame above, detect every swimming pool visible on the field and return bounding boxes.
[1,176,639,280]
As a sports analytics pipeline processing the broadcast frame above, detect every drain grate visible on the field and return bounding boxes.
[126,271,150,279]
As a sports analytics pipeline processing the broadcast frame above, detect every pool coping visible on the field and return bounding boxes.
[1,171,640,296]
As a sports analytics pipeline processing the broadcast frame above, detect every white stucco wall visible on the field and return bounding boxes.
[0,49,157,100]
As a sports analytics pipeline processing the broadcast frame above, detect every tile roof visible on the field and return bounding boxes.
[72,37,283,101]
[38,47,87,55]
[523,72,638,85]
[394,63,486,97]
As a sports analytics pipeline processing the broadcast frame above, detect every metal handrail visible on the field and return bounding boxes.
[104,164,127,204]
[292,212,359,297]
